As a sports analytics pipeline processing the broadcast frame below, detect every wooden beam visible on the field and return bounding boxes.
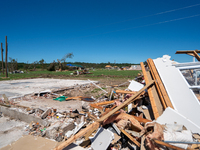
[193,51,200,61]
[153,139,194,150]
[121,129,141,147]
[101,105,116,117]
[147,59,174,109]
[187,53,195,57]
[94,100,115,106]
[90,104,104,113]
[176,50,200,54]
[65,96,82,101]
[115,90,136,94]
[147,59,167,109]
[141,62,159,119]
[146,71,164,117]
[54,122,100,150]
[176,50,200,59]
[132,115,152,123]
[97,80,155,123]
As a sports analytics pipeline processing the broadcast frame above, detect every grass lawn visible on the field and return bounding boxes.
[0,69,141,81]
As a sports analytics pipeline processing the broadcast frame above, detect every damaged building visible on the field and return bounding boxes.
[0,51,200,150]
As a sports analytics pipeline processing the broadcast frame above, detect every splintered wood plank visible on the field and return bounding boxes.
[97,80,155,123]
[193,51,200,61]
[147,59,174,109]
[54,122,100,150]
[121,129,141,147]
[115,90,136,94]
[132,115,152,123]
[147,59,167,109]
[140,62,159,119]
[65,96,82,101]
[153,139,194,150]
[175,50,200,54]
[94,100,115,106]
[146,71,164,117]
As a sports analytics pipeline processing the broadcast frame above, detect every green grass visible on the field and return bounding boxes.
[89,69,140,76]
[0,69,141,81]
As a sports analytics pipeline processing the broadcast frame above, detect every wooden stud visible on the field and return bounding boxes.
[175,50,200,54]
[147,59,173,109]
[121,129,141,147]
[153,139,194,150]
[65,96,82,101]
[54,122,100,150]
[115,90,136,94]
[193,51,200,61]
[132,115,152,123]
[147,59,167,109]
[97,80,155,123]
[94,100,115,106]
[141,62,159,119]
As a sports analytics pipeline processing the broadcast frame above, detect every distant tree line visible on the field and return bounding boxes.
[0,58,138,72]
[0,60,139,72]
[0,52,139,72]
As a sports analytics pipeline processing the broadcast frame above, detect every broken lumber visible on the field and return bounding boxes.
[90,103,103,110]
[141,62,160,119]
[115,90,136,94]
[103,112,143,130]
[54,122,100,150]
[132,115,152,124]
[121,129,141,147]
[153,139,194,150]
[147,58,173,109]
[176,50,200,61]
[54,80,154,150]
[65,96,82,101]
[193,51,200,61]
[93,100,115,106]
[97,80,155,123]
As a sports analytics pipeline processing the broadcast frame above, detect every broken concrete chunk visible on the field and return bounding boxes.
[60,119,75,136]
[41,108,52,119]
[45,121,62,139]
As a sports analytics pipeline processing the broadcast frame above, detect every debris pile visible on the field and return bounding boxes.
[0,54,200,150]
[53,55,200,150]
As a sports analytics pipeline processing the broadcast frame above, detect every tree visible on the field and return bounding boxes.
[9,57,18,72]
[39,59,45,70]
[47,60,56,71]
[61,53,74,70]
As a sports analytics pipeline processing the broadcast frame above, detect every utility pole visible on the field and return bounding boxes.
[1,43,3,74]
[5,36,8,77]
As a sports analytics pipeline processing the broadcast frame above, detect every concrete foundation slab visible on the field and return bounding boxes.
[0,78,98,99]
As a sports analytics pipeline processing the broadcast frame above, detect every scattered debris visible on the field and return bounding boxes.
[1,53,200,150]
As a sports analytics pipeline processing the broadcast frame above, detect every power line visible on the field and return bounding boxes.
[70,3,200,32]
[67,13,200,39]
[94,3,200,28]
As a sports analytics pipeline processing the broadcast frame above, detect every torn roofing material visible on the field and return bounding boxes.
[153,55,200,129]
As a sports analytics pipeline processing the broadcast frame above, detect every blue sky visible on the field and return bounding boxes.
[0,0,200,64]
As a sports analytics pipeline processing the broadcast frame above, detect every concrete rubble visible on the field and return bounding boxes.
[0,53,200,150]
